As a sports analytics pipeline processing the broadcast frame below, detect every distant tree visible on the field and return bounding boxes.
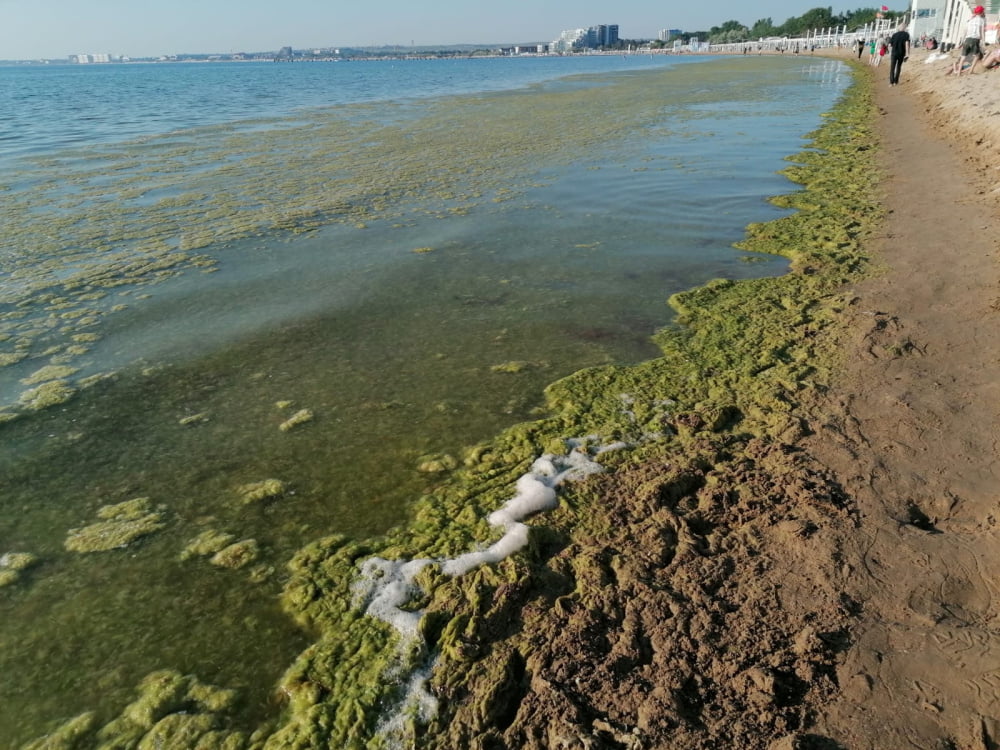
[750,17,777,38]
[841,7,884,30]
[777,7,838,35]
[708,19,751,43]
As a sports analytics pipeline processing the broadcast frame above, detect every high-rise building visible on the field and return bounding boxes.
[553,24,619,51]
[597,25,619,47]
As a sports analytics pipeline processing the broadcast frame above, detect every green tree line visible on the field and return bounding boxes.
[655,6,901,45]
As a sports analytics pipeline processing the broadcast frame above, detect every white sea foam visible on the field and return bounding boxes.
[355,440,617,632]
[373,663,440,748]
[353,556,434,640]
[351,437,627,743]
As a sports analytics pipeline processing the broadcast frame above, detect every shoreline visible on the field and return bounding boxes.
[24,51,1000,748]
[273,60,883,749]
[5,58,855,749]
[13,58,878,749]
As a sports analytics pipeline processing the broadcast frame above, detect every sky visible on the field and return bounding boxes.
[0,0,906,60]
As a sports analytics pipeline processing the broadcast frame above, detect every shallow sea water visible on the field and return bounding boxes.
[0,55,848,745]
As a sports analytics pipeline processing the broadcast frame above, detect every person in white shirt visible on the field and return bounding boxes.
[954,5,987,76]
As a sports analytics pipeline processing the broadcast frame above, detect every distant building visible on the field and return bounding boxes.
[658,29,683,41]
[591,24,619,47]
[73,53,112,63]
[551,23,619,52]
[910,0,947,40]
[551,28,588,52]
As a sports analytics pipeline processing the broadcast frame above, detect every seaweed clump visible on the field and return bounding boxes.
[0,552,38,588]
[237,479,286,504]
[18,380,77,411]
[180,529,236,561]
[210,539,260,570]
[64,497,167,553]
[278,408,313,432]
[21,670,251,750]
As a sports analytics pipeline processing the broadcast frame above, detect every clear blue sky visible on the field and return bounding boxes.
[1,0,905,59]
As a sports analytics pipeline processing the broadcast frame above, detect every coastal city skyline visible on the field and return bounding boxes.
[1,0,905,61]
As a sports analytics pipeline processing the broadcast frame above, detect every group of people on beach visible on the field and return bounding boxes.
[856,5,998,86]
[856,24,912,85]
[856,28,910,85]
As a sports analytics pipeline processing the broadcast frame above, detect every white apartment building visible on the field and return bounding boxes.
[551,28,588,52]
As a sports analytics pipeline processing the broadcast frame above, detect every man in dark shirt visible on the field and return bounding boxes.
[889,23,911,86]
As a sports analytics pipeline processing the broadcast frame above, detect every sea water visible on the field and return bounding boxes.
[0,54,848,744]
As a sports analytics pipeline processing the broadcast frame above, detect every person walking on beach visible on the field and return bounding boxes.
[857,37,866,58]
[954,5,986,76]
[889,23,911,85]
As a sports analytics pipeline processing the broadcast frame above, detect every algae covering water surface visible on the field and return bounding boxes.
[0,56,867,748]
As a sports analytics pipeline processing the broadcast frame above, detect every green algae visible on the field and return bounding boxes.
[22,670,249,750]
[20,712,97,750]
[3,59,880,749]
[489,360,532,374]
[416,454,459,474]
[64,498,167,553]
[278,409,313,433]
[0,58,784,422]
[18,380,77,410]
[237,480,287,505]
[20,365,80,386]
[0,552,38,588]
[180,530,237,561]
[210,540,261,570]
[240,62,882,749]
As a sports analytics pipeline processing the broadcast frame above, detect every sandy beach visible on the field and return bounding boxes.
[802,47,1000,748]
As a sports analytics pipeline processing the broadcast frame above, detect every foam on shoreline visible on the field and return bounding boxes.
[352,438,623,636]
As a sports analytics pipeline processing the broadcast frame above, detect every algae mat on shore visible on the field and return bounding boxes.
[11,61,882,749]
[2,57,842,748]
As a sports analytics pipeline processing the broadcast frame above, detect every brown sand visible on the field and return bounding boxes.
[802,48,1000,748]
[421,50,1000,750]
